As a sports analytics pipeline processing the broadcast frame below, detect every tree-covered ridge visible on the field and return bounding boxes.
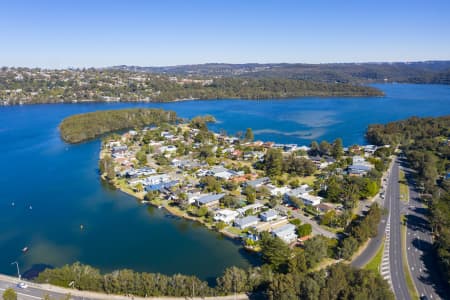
[367,115,450,289]
[113,61,450,84]
[0,68,383,105]
[59,108,178,143]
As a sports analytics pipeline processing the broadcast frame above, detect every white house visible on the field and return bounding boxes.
[214,209,239,224]
[299,193,322,206]
[142,174,171,185]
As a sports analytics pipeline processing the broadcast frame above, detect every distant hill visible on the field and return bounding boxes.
[111,61,450,84]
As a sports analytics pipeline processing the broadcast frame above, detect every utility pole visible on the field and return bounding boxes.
[192,280,195,299]
[11,261,21,280]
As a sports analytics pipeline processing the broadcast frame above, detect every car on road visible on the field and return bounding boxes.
[17,282,28,289]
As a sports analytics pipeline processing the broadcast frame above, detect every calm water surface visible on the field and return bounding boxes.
[0,84,449,280]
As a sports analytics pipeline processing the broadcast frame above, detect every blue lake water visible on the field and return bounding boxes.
[0,83,449,281]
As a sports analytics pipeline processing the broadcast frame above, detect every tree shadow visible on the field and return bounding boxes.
[410,238,450,298]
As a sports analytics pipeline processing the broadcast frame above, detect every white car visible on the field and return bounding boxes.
[17,282,28,289]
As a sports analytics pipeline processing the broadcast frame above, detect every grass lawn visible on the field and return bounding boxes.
[298,175,316,186]
[364,238,385,272]
[226,226,243,236]
[401,215,419,300]
[399,170,409,203]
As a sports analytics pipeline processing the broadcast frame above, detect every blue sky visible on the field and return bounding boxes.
[1,0,449,68]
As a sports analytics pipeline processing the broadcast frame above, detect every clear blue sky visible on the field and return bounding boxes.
[1,0,449,68]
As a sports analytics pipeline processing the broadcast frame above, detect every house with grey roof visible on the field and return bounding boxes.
[272,223,297,243]
[234,215,259,229]
[195,193,225,207]
[260,209,278,222]
[245,177,270,188]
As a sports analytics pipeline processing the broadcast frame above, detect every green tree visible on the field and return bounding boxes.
[260,232,291,272]
[310,141,320,156]
[2,288,17,300]
[331,138,344,159]
[319,140,331,156]
[339,236,359,260]
[297,223,312,237]
[304,236,329,268]
[243,185,256,203]
[264,149,283,177]
[244,128,254,142]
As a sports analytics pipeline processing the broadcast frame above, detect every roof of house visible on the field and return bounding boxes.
[197,193,225,205]
[246,177,270,187]
[237,203,265,215]
[272,223,296,235]
[235,215,259,227]
[215,209,239,217]
[260,209,278,219]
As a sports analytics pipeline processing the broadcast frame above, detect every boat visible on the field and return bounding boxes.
[22,247,28,253]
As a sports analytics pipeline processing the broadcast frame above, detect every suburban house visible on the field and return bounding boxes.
[214,209,239,224]
[260,209,278,222]
[245,177,270,188]
[234,215,259,229]
[269,185,291,196]
[208,166,241,180]
[285,184,312,199]
[272,223,298,243]
[237,203,265,216]
[348,156,374,176]
[159,145,177,153]
[195,193,225,207]
[299,193,323,206]
[142,174,171,185]
[144,180,178,192]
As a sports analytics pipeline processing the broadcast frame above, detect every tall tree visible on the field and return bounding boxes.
[244,128,254,142]
[331,138,344,159]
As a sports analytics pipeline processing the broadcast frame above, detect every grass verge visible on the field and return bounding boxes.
[364,238,385,272]
[399,170,409,203]
[401,215,419,300]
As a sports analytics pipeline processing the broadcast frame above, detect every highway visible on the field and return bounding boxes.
[388,159,411,300]
[401,159,448,300]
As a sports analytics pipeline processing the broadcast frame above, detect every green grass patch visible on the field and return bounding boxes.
[226,226,243,236]
[401,215,419,300]
[399,170,409,203]
[364,238,385,272]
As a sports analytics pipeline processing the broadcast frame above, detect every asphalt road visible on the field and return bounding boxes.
[351,158,393,269]
[388,159,411,300]
[0,278,84,300]
[401,160,448,300]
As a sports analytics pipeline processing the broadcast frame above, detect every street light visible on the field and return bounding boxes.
[11,261,21,280]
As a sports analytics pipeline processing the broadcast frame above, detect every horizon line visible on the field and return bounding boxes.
[2,59,450,70]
